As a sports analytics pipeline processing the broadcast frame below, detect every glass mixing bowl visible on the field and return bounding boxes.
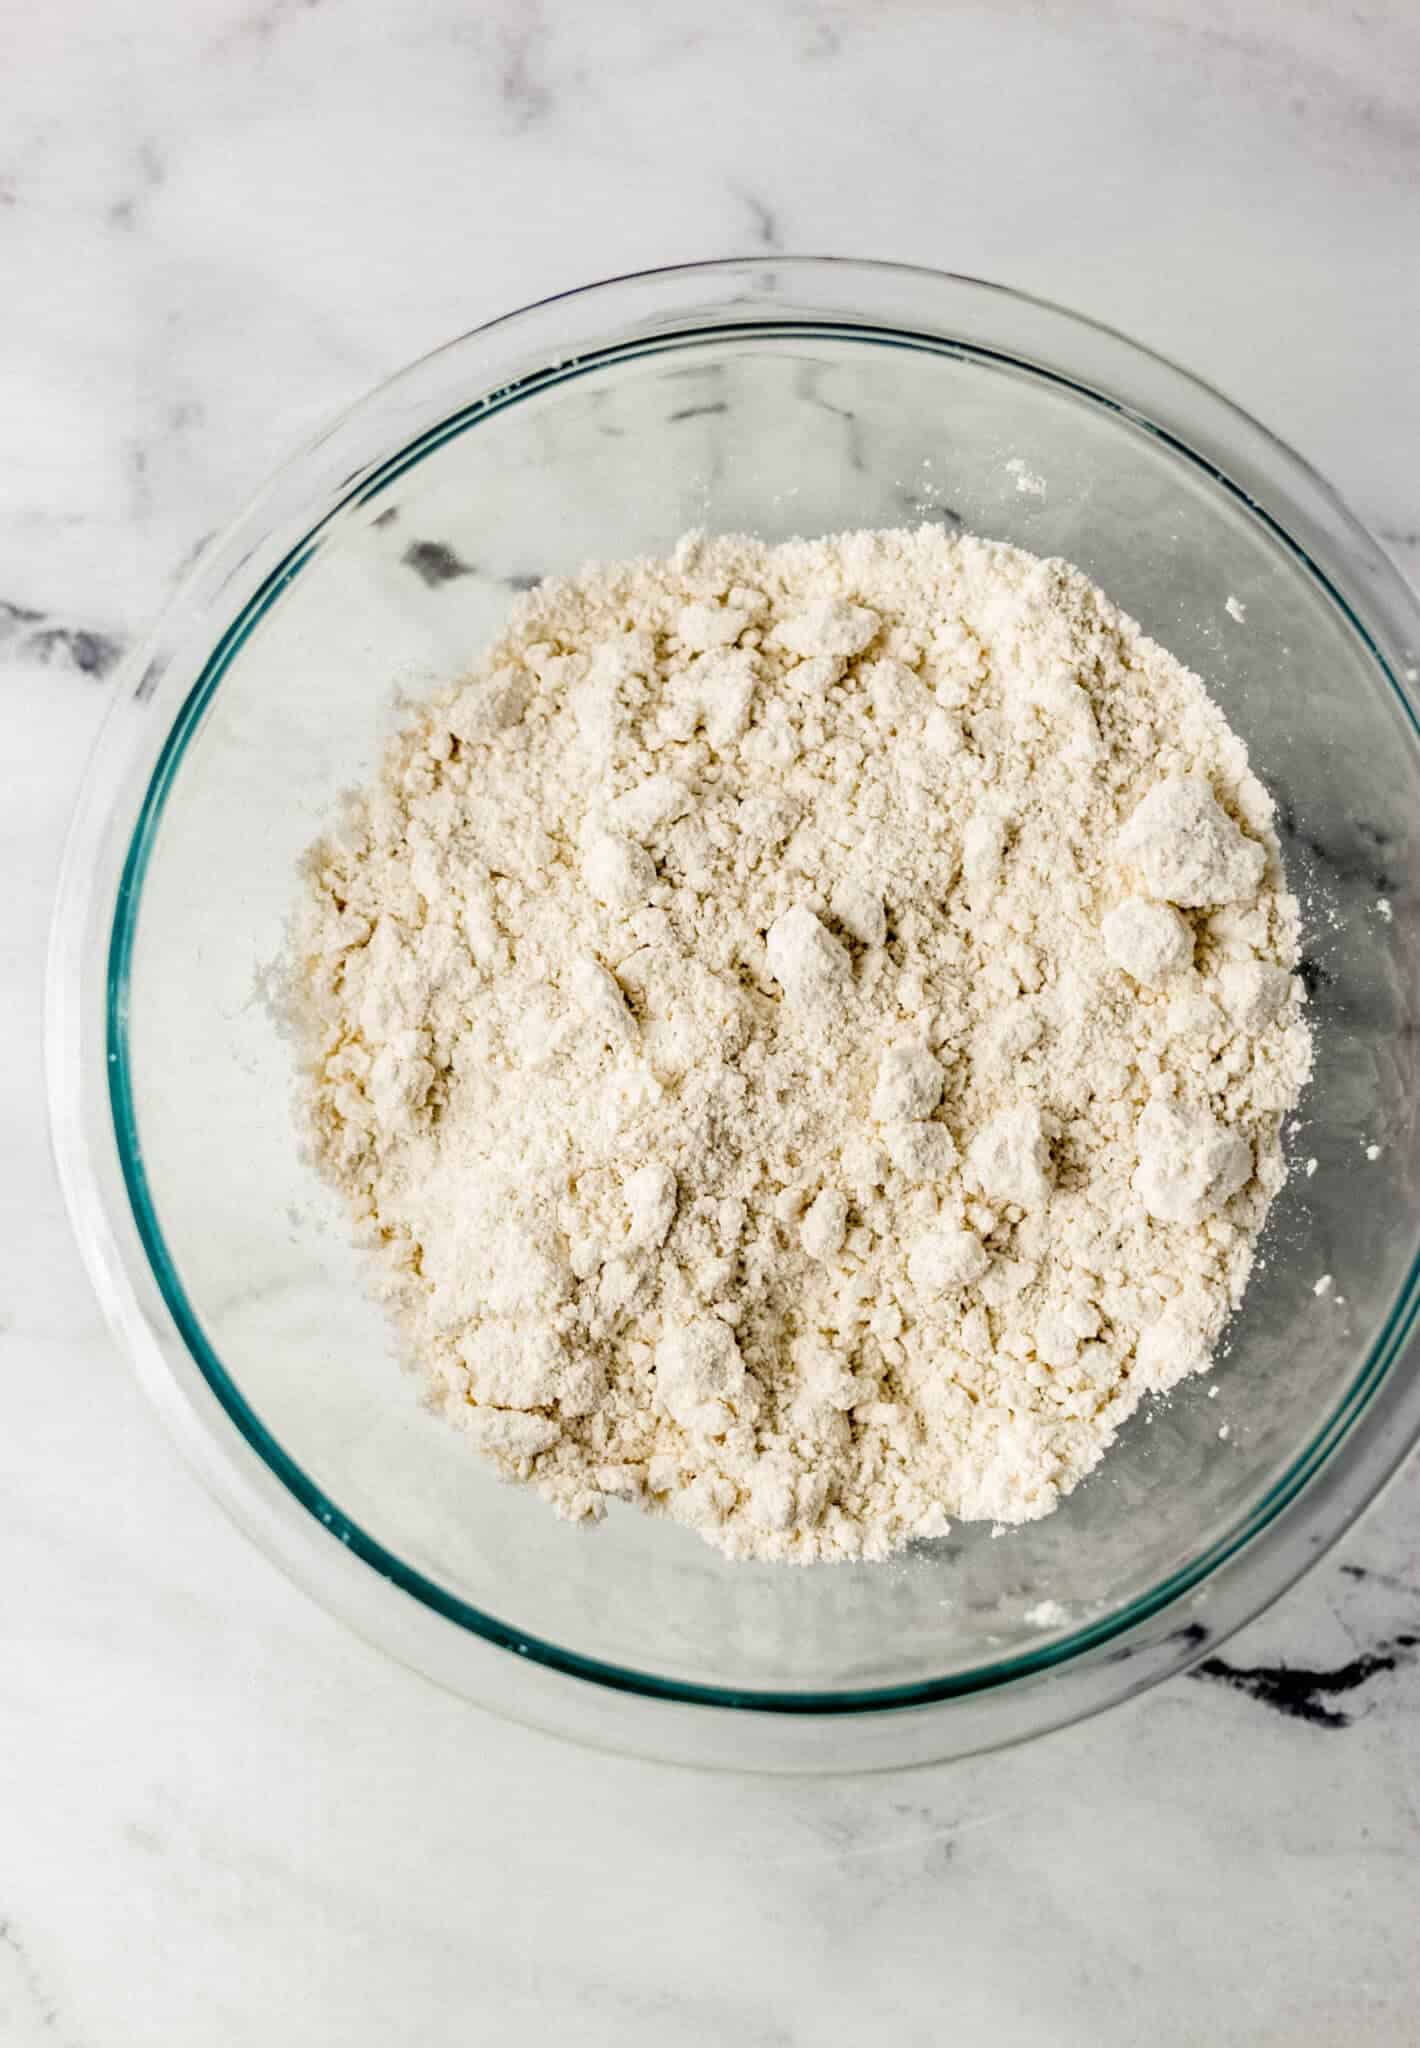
[48,260,1420,1771]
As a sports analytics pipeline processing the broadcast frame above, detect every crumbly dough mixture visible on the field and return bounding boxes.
[298,526,1312,1562]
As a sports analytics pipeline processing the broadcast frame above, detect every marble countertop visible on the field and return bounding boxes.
[4,1,1418,2040]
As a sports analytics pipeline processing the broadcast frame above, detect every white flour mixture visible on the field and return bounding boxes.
[297,526,1312,1562]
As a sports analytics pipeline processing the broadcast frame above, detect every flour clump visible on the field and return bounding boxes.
[297,526,1312,1563]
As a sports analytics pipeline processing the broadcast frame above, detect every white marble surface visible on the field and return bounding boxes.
[4,0,1419,2039]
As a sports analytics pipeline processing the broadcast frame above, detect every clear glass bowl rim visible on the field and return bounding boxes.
[46,257,1420,1763]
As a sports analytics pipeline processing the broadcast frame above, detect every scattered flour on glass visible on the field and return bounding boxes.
[1224,596,1247,624]
[1005,458,1047,498]
[296,526,1313,1564]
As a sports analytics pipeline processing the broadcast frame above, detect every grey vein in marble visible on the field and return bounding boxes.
[402,539,476,586]
[0,599,125,678]
[1189,1643,1413,1728]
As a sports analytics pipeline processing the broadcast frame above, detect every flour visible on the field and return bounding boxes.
[1006,458,1047,498]
[297,526,1312,1564]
